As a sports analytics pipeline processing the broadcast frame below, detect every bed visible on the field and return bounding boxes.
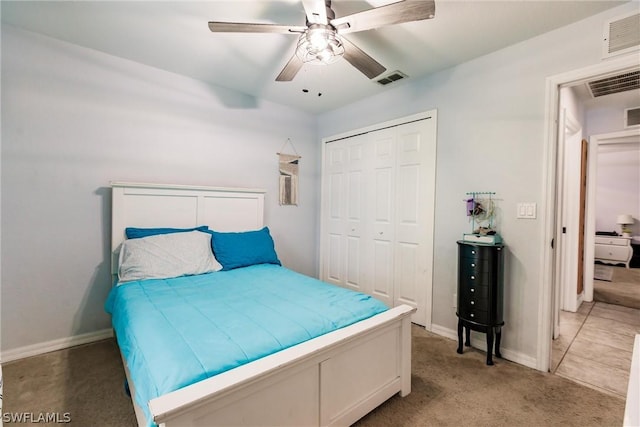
[108,182,415,427]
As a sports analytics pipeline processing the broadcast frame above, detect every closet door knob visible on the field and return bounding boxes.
[471,263,475,267]
[471,275,475,280]
[470,288,475,293]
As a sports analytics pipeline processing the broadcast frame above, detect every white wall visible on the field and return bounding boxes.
[585,88,640,235]
[1,25,319,353]
[585,90,640,136]
[317,2,639,364]
[595,143,640,235]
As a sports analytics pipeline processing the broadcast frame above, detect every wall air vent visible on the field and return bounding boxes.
[625,107,640,128]
[602,11,640,58]
[587,70,640,97]
[376,71,407,86]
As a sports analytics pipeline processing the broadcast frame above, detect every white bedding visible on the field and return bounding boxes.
[118,231,222,282]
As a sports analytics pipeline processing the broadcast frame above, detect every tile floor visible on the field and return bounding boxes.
[552,301,640,398]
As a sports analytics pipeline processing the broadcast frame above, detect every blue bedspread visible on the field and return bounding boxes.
[105,264,388,426]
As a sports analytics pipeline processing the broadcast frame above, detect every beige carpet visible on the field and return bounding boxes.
[594,266,640,310]
[3,326,625,427]
[3,339,136,427]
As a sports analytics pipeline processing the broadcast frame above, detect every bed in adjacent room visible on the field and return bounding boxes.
[107,182,415,427]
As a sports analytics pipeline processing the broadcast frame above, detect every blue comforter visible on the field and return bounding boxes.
[105,264,388,426]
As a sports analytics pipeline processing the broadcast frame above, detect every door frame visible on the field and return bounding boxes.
[557,109,583,316]
[585,129,640,300]
[538,53,640,372]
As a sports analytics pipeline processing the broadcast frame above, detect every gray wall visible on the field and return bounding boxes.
[1,26,319,352]
[317,2,639,364]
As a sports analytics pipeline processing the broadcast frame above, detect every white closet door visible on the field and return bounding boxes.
[393,119,437,326]
[323,141,347,287]
[321,111,437,329]
[367,127,396,308]
[344,135,368,293]
[322,135,368,293]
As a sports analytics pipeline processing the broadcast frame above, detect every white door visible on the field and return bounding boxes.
[368,127,396,308]
[321,111,437,328]
[393,119,436,326]
[322,134,368,293]
[344,134,368,293]
[559,109,583,314]
[323,139,347,288]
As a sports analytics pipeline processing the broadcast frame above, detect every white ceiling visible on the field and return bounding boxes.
[1,0,630,114]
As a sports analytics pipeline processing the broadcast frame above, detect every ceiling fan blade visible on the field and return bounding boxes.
[301,0,328,25]
[276,54,305,81]
[341,37,386,79]
[331,0,435,34]
[208,22,306,34]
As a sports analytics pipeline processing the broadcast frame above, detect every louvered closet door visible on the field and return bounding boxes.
[322,134,368,293]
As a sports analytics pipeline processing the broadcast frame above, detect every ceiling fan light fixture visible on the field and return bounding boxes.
[296,24,344,65]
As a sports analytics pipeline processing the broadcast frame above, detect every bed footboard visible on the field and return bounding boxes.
[140,304,415,427]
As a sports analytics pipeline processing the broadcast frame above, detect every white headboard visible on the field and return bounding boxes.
[111,182,266,275]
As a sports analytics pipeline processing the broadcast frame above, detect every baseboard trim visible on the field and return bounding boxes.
[429,324,458,341]
[1,329,113,363]
[429,323,538,370]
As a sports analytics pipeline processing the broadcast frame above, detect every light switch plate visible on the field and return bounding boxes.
[517,202,537,219]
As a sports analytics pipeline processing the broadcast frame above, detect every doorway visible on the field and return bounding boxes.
[538,53,640,373]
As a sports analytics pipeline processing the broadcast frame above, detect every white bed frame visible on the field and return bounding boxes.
[111,182,415,427]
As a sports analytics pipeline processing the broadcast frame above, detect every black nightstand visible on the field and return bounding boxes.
[456,241,504,365]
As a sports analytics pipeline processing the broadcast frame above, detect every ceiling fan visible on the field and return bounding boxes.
[208,0,435,82]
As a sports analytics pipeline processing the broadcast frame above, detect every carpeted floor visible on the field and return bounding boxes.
[594,266,640,310]
[3,326,626,426]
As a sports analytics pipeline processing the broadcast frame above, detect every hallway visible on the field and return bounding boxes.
[552,301,640,398]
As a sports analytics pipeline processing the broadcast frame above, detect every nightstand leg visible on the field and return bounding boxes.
[457,319,464,354]
[495,327,502,359]
[486,329,494,366]
[465,325,471,347]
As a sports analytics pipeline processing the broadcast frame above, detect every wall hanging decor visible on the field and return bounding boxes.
[277,138,301,206]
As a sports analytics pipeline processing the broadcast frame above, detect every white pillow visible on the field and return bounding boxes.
[118,231,222,283]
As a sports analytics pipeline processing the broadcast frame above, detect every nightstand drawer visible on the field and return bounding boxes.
[595,244,631,261]
[595,237,630,246]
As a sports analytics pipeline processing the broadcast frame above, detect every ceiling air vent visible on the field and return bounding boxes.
[587,70,640,97]
[602,11,640,58]
[625,107,640,128]
[376,71,407,86]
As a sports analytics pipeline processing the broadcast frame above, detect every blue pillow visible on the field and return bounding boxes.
[209,227,281,270]
[125,225,209,239]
